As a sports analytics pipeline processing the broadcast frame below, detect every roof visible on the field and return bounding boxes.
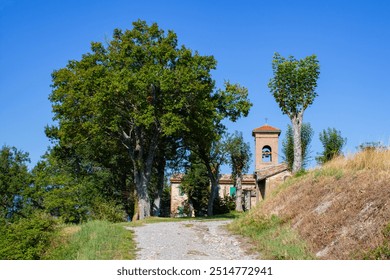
[252,124,281,136]
[254,163,289,180]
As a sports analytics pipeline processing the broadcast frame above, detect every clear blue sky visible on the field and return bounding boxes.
[1,0,389,172]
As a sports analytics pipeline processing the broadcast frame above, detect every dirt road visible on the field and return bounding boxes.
[128,220,258,260]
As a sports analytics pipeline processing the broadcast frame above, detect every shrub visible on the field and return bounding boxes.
[0,212,57,259]
[90,199,127,223]
[316,128,346,164]
[213,196,236,215]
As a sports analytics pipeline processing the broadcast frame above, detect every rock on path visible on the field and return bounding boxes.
[127,220,259,260]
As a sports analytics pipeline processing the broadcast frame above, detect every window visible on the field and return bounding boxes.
[262,145,272,162]
[230,186,237,196]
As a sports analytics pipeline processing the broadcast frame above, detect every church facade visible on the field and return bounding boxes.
[170,124,291,217]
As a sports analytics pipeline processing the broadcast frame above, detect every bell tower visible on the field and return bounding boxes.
[252,124,281,170]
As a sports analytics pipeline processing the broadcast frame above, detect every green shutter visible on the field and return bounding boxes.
[230,186,237,196]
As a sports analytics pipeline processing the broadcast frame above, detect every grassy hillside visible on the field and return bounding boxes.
[44,220,136,260]
[229,148,390,259]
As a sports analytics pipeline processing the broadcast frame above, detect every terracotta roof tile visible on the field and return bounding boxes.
[252,124,281,135]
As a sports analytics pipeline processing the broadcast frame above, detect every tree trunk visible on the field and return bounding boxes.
[134,170,151,220]
[205,163,219,217]
[207,176,219,216]
[128,126,160,220]
[152,156,166,216]
[291,112,303,173]
[235,174,243,212]
[132,189,139,221]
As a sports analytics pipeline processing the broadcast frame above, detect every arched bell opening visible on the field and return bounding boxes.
[262,145,272,162]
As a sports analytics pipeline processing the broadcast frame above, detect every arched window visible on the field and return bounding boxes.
[262,145,272,162]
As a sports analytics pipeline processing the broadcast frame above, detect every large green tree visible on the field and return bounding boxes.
[31,148,128,223]
[181,159,210,217]
[48,20,250,219]
[183,82,252,216]
[0,146,31,220]
[268,53,320,173]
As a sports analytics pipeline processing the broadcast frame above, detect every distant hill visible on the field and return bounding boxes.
[231,148,390,259]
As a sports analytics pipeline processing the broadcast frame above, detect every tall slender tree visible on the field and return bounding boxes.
[316,128,346,164]
[225,131,251,212]
[184,82,252,216]
[268,53,320,173]
[282,123,314,171]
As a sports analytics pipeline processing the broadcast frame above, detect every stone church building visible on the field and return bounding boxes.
[170,124,291,217]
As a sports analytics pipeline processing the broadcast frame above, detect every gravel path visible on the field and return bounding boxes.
[127,220,259,260]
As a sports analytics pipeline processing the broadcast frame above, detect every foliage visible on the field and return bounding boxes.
[0,212,57,259]
[225,131,251,212]
[158,185,171,217]
[228,214,313,259]
[268,53,320,117]
[89,198,128,223]
[31,149,129,223]
[181,160,210,217]
[282,123,314,171]
[48,20,251,219]
[316,128,346,164]
[268,53,320,173]
[0,145,32,220]
[213,196,236,215]
[44,220,136,260]
[225,131,251,183]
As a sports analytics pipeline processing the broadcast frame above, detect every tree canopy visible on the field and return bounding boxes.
[0,146,31,220]
[47,20,251,219]
[316,128,347,164]
[268,53,320,173]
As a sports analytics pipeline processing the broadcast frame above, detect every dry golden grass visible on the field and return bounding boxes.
[257,148,390,259]
[330,148,390,172]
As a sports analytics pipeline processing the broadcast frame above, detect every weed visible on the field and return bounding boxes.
[228,214,313,260]
[44,220,136,260]
[313,168,343,180]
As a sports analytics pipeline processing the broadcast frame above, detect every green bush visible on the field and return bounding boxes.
[0,212,57,259]
[90,199,127,223]
[213,196,236,215]
[316,128,346,164]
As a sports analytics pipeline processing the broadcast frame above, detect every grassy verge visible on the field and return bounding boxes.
[44,212,242,259]
[228,213,314,260]
[44,220,136,260]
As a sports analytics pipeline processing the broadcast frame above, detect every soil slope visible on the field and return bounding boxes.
[253,149,390,259]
